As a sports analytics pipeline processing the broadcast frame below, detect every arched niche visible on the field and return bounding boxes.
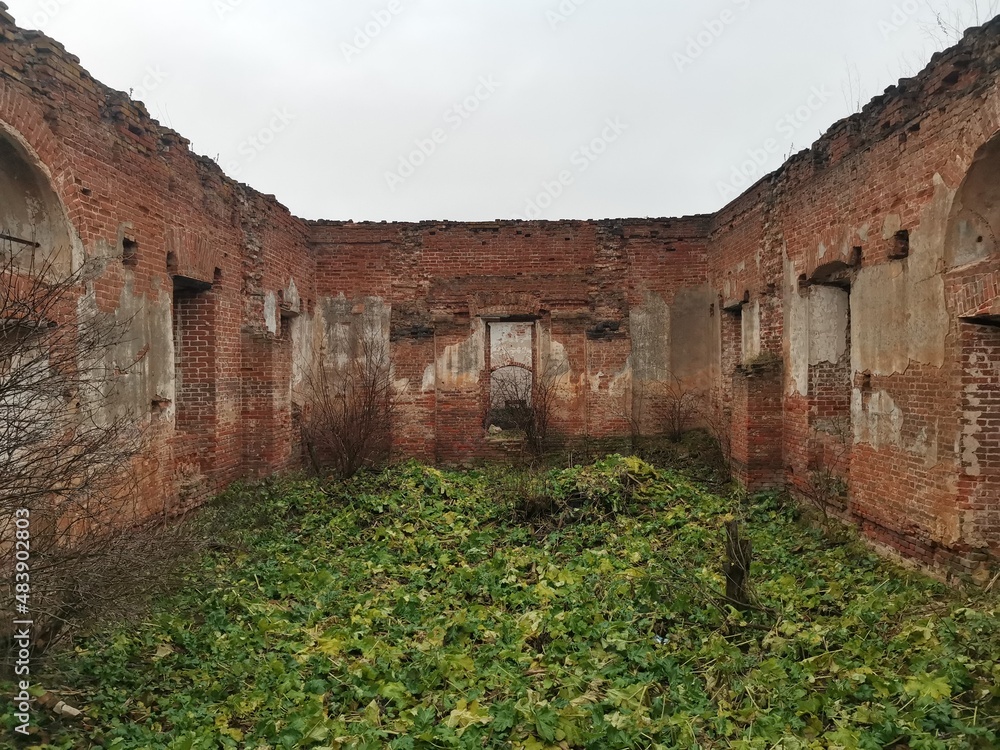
[0,122,74,275]
[946,131,1000,270]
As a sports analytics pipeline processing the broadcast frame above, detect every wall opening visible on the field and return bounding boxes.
[947,131,1000,269]
[122,236,138,268]
[172,275,217,484]
[721,302,744,415]
[0,128,73,276]
[486,320,535,434]
[806,283,852,508]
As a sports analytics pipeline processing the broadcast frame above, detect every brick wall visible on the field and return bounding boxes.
[308,219,713,462]
[708,19,1000,575]
[732,362,784,491]
[0,7,316,518]
[1,3,999,576]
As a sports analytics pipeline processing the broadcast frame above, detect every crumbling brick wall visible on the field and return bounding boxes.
[0,5,316,512]
[709,20,1000,575]
[1,2,998,576]
[308,219,715,461]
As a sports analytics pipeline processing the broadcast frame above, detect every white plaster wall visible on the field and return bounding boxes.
[788,283,850,397]
[851,177,954,377]
[742,299,761,363]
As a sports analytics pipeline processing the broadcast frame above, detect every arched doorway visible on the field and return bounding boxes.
[0,125,73,275]
[948,130,1000,558]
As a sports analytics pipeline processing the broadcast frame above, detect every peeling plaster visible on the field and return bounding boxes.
[290,311,315,395]
[79,280,175,426]
[264,291,279,335]
[437,318,486,389]
[545,338,572,386]
[629,292,670,382]
[784,274,856,396]
[671,285,720,383]
[852,177,954,377]
[319,294,391,372]
[284,278,301,315]
[421,364,436,394]
[742,299,761,363]
[853,389,904,449]
[810,286,850,367]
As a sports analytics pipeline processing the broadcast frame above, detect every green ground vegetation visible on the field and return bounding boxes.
[3,456,998,749]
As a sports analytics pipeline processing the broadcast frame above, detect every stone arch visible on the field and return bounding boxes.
[0,121,74,274]
[946,130,1000,270]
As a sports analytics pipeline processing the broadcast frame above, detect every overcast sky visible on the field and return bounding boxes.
[4,0,997,221]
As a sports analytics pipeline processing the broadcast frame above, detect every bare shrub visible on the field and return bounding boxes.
[302,327,397,479]
[629,373,700,444]
[623,374,736,485]
[697,401,734,483]
[799,415,852,526]
[0,235,186,657]
[925,1,1000,43]
[488,358,563,457]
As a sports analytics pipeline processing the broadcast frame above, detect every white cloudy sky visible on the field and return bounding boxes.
[4,0,997,221]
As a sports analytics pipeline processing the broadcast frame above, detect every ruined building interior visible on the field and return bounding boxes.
[0,5,998,579]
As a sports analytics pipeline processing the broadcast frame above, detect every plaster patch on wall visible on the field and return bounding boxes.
[911,421,940,469]
[630,292,670,382]
[264,291,278,335]
[671,285,720,384]
[421,363,436,394]
[319,295,390,371]
[852,177,953,377]
[786,254,809,396]
[853,389,903,449]
[742,299,761,363]
[881,213,902,240]
[284,278,301,315]
[78,282,175,426]
[809,286,850,366]
[490,321,533,368]
[960,342,1000,478]
[289,311,315,395]
[436,318,485,389]
[605,362,631,399]
[962,401,985,478]
[543,337,572,387]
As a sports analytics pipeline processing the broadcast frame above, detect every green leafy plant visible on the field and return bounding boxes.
[6,460,998,749]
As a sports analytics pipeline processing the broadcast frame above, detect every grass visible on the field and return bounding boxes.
[3,456,998,749]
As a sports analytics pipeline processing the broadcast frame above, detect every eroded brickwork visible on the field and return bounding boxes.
[308,219,714,461]
[1,4,999,576]
[709,20,1000,575]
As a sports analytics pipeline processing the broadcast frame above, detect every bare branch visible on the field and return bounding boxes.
[301,326,397,479]
[0,234,187,658]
